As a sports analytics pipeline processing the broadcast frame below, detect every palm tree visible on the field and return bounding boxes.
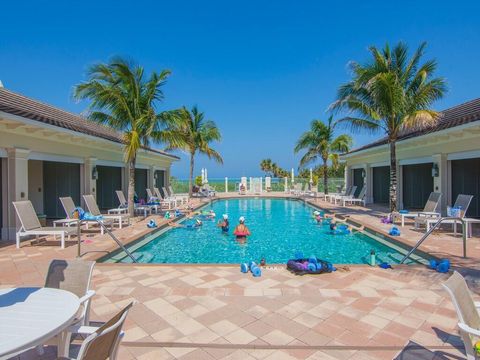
[331,42,446,211]
[260,159,273,176]
[74,57,174,216]
[294,116,352,194]
[164,106,222,196]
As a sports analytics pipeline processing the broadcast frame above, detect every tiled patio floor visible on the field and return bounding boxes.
[2,194,479,359]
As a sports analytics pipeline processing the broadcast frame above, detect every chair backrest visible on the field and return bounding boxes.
[45,259,95,298]
[116,191,127,207]
[443,271,480,337]
[153,187,163,200]
[146,189,154,199]
[162,187,170,198]
[76,302,134,360]
[60,197,76,219]
[12,201,41,231]
[356,186,366,200]
[423,192,442,212]
[453,194,474,218]
[83,195,101,216]
[348,186,357,197]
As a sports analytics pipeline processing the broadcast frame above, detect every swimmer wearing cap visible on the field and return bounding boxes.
[217,214,230,233]
[234,216,251,241]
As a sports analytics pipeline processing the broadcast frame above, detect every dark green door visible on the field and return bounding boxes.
[352,169,364,198]
[402,163,433,210]
[452,158,480,218]
[373,166,390,204]
[43,161,80,218]
[97,166,122,210]
[135,169,148,201]
[155,170,165,193]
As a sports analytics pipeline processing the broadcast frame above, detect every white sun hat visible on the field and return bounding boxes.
[239,216,245,223]
[223,214,228,219]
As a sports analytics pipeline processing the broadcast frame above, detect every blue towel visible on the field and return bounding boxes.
[399,210,409,214]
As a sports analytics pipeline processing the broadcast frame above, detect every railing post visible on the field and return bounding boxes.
[462,220,467,258]
[77,220,81,258]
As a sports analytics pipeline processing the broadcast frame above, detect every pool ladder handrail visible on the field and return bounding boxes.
[76,219,138,263]
[399,216,467,264]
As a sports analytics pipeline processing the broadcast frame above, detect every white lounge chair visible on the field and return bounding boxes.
[57,197,113,235]
[442,271,480,360]
[393,192,441,227]
[168,185,189,204]
[13,200,76,249]
[153,187,176,209]
[162,186,183,206]
[83,195,130,229]
[164,186,187,205]
[416,194,476,237]
[59,302,134,359]
[332,186,357,204]
[324,186,350,202]
[114,191,153,216]
[342,186,366,207]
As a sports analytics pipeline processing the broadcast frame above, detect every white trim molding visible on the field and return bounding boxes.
[399,156,433,166]
[350,164,365,170]
[29,151,84,164]
[447,150,480,161]
[95,160,125,168]
[370,161,390,168]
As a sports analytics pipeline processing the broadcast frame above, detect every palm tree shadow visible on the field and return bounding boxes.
[394,340,464,360]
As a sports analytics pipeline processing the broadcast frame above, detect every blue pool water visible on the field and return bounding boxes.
[122,198,415,264]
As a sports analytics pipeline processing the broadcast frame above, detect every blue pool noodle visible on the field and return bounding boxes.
[240,263,249,273]
[307,263,316,272]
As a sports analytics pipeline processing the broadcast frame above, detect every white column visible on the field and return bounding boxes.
[365,165,373,204]
[225,177,228,193]
[433,153,447,215]
[344,165,351,191]
[5,148,30,240]
[83,157,97,200]
[249,177,253,192]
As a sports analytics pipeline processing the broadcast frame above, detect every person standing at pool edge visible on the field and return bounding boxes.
[234,216,251,243]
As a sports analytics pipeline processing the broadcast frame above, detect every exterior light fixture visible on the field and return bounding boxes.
[361,169,366,178]
[92,166,98,180]
[432,163,439,177]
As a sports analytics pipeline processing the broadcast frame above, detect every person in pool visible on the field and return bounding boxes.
[217,214,230,233]
[234,216,251,243]
[169,218,203,228]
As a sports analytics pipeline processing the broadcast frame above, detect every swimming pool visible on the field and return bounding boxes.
[107,198,423,264]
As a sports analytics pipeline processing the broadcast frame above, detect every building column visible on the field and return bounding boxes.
[365,165,373,204]
[5,148,30,240]
[433,153,447,215]
[83,157,97,201]
[148,166,155,191]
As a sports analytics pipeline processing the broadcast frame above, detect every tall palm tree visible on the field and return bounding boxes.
[294,116,352,194]
[331,42,446,211]
[73,57,173,216]
[164,106,223,196]
[260,159,273,176]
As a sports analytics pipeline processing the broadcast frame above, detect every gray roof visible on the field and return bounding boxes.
[0,87,179,160]
[345,98,480,155]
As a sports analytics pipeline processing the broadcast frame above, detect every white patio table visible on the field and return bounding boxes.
[0,287,79,359]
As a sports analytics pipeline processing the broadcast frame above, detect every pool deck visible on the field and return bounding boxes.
[2,193,480,359]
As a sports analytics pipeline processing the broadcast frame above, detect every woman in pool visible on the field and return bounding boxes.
[234,216,250,243]
[217,214,230,233]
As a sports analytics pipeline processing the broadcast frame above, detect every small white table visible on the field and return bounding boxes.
[0,287,80,359]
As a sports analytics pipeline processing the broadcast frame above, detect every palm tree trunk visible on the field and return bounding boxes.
[323,160,329,195]
[128,157,136,217]
[389,139,397,212]
[189,153,194,197]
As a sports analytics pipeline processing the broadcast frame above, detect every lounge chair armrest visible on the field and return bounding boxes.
[458,322,480,337]
[417,212,440,218]
[68,324,99,335]
[78,290,96,305]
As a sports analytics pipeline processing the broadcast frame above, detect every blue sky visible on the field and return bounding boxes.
[1,1,479,178]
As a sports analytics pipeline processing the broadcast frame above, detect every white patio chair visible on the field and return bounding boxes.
[332,186,357,204]
[442,271,480,360]
[324,185,350,202]
[162,186,183,206]
[13,200,76,249]
[168,185,189,204]
[343,186,366,207]
[393,192,442,227]
[83,195,130,229]
[59,302,135,359]
[153,187,176,209]
[58,197,113,235]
